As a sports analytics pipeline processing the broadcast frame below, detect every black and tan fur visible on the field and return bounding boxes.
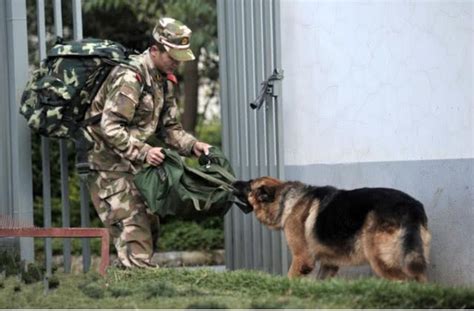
[233,177,431,281]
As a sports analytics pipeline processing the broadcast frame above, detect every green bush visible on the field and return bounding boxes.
[0,251,45,284]
[33,172,102,229]
[34,237,104,256]
[195,118,222,148]
[158,217,224,251]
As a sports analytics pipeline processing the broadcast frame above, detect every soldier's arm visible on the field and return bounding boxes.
[100,68,152,163]
[156,79,197,156]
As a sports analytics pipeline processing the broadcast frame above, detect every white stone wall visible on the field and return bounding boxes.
[281,0,473,165]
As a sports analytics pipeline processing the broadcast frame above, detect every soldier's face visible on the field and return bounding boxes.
[151,46,180,74]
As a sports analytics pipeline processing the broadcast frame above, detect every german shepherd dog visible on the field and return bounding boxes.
[233,177,431,281]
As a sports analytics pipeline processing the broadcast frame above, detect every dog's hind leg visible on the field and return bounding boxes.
[414,273,428,283]
[368,256,409,281]
[401,225,431,282]
[317,264,339,280]
[365,226,410,281]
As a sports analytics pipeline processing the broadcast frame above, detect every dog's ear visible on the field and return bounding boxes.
[256,185,276,203]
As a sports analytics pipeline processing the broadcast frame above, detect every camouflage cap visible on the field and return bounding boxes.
[153,17,195,62]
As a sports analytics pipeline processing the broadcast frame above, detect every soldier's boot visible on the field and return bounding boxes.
[109,223,133,269]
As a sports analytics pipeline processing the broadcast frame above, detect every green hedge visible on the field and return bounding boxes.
[158,217,224,251]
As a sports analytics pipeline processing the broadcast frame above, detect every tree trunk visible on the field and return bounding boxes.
[182,57,199,135]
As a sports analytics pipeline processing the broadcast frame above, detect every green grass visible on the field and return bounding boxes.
[0,268,473,308]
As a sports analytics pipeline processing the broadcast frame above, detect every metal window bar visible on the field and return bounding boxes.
[52,0,72,274]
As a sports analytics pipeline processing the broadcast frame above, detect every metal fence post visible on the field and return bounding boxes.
[71,0,91,273]
[3,0,34,262]
[36,0,53,280]
[53,0,72,273]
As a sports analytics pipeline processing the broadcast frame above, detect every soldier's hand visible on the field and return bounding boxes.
[146,147,165,166]
[192,141,212,157]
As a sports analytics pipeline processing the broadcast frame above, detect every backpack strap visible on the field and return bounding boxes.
[76,65,150,178]
[75,130,94,179]
[185,165,234,191]
[80,64,151,127]
[81,113,102,126]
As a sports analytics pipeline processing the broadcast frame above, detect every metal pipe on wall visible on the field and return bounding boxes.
[253,0,273,274]
[244,0,264,272]
[217,0,235,271]
[227,0,243,270]
[262,0,282,275]
[236,0,254,271]
[272,0,290,272]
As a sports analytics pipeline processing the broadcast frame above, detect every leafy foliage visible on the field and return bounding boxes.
[83,0,217,54]
[0,251,45,284]
[196,118,222,148]
[158,217,224,251]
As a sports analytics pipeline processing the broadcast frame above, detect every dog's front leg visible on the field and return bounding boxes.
[284,219,314,278]
[288,257,314,278]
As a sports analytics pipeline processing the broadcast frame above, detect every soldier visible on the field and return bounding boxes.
[85,17,211,268]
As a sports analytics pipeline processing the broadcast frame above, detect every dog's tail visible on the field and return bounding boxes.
[401,222,428,278]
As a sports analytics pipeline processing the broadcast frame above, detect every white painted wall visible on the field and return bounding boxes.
[281,0,473,165]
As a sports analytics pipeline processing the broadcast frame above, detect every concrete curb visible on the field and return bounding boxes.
[53,249,225,272]
[152,249,225,267]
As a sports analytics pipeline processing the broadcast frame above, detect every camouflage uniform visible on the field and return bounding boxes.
[85,18,197,268]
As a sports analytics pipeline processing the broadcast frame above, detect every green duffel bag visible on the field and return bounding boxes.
[134,147,248,220]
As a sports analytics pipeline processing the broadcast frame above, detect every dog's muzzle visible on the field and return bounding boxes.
[231,180,251,194]
[231,181,254,213]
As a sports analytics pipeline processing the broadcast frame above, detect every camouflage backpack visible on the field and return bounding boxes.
[20,38,144,140]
